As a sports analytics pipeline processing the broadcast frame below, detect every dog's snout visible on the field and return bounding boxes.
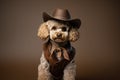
[57,33,62,37]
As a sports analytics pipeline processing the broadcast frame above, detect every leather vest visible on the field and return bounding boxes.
[43,41,75,80]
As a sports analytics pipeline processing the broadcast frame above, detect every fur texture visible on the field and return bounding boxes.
[38,20,79,80]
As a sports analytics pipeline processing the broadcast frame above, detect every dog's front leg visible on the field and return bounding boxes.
[63,60,76,80]
[38,53,53,80]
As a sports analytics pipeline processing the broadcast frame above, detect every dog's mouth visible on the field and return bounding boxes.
[54,38,64,42]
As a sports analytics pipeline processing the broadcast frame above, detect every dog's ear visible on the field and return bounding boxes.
[69,27,79,42]
[37,22,49,40]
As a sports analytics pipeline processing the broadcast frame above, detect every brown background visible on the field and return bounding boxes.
[0,0,120,80]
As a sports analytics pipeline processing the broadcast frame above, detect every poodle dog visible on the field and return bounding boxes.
[37,9,81,80]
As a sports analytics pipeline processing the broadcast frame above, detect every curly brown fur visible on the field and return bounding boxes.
[37,22,49,40]
[69,28,79,42]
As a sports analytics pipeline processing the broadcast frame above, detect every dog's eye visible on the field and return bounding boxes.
[51,26,57,30]
[62,27,67,31]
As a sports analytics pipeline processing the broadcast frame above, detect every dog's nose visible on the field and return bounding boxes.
[57,33,62,38]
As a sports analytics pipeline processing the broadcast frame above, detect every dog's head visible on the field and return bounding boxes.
[37,20,79,42]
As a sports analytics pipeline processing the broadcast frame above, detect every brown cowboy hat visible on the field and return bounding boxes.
[42,8,81,28]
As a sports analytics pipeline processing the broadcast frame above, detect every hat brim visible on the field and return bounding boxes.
[42,12,81,28]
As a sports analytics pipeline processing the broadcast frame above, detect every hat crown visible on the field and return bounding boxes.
[52,9,71,20]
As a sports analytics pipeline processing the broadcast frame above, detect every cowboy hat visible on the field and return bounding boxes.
[42,8,81,28]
